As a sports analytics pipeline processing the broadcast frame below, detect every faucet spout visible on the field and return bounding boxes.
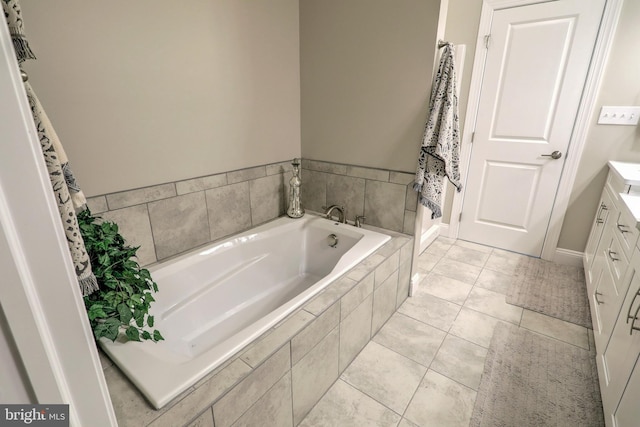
[324,205,346,224]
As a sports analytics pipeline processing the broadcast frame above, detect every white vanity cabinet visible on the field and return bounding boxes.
[584,184,616,278]
[597,244,640,427]
[598,248,640,424]
[585,163,638,350]
[611,355,640,427]
[584,161,640,427]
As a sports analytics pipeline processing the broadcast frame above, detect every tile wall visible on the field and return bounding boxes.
[101,234,414,427]
[86,161,295,266]
[86,159,418,266]
[301,159,418,234]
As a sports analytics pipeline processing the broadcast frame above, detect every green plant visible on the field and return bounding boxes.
[78,208,163,343]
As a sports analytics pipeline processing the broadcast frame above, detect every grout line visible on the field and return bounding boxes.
[202,189,213,243]
[145,203,160,264]
[289,341,295,426]
[339,375,406,418]
[426,366,479,394]
[456,305,520,327]
[518,307,525,327]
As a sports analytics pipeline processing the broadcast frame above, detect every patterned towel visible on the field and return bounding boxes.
[4,0,98,296]
[2,0,35,62]
[414,43,462,219]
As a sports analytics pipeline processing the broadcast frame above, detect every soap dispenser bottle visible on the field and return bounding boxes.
[287,158,304,218]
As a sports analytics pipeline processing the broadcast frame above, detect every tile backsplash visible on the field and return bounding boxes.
[86,159,417,266]
[301,159,418,234]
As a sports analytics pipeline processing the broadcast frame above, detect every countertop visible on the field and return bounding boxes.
[609,162,640,231]
[609,161,640,187]
[620,194,640,230]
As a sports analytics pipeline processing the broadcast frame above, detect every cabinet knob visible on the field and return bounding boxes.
[595,292,604,305]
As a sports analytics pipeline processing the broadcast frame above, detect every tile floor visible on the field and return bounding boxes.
[299,237,593,427]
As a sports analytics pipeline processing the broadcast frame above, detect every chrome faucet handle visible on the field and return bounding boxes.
[355,215,366,227]
[323,205,346,223]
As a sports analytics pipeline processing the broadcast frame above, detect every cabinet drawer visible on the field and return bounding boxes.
[593,259,620,351]
[603,228,629,289]
[585,187,616,276]
[614,207,640,261]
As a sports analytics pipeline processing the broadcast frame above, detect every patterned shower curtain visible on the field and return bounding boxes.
[414,42,462,219]
[3,0,98,295]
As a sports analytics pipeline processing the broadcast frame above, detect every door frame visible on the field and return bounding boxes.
[447,0,624,261]
[0,18,117,426]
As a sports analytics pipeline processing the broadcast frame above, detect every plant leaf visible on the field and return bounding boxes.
[87,304,107,321]
[117,303,132,324]
[104,318,121,341]
[93,323,108,340]
[133,309,144,327]
[120,281,134,294]
[80,209,163,342]
[98,253,110,266]
[125,326,141,342]
[153,330,164,342]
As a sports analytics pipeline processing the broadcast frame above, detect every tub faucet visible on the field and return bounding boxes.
[324,205,346,223]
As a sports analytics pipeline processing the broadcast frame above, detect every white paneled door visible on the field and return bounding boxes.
[458,0,605,257]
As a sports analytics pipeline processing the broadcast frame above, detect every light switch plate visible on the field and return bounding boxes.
[598,106,640,125]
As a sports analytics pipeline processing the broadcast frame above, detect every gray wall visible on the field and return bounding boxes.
[444,0,640,253]
[557,0,640,251]
[21,0,301,197]
[299,0,442,173]
[441,0,482,224]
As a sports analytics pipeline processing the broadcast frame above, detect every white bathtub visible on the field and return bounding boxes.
[100,215,390,408]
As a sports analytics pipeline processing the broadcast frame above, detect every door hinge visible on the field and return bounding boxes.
[484,34,491,49]
[471,132,475,143]
[459,212,462,222]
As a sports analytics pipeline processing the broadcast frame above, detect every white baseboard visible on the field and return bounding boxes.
[554,248,584,267]
[434,223,582,267]
[419,224,441,254]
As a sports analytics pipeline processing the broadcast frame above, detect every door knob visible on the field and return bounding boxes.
[541,151,562,159]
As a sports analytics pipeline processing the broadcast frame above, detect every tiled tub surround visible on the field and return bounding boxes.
[101,215,391,409]
[100,234,414,427]
[86,161,295,266]
[86,159,419,267]
[301,159,419,234]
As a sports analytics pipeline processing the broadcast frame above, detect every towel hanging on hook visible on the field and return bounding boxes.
[413,42,462,219]
[3,0,98,296]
